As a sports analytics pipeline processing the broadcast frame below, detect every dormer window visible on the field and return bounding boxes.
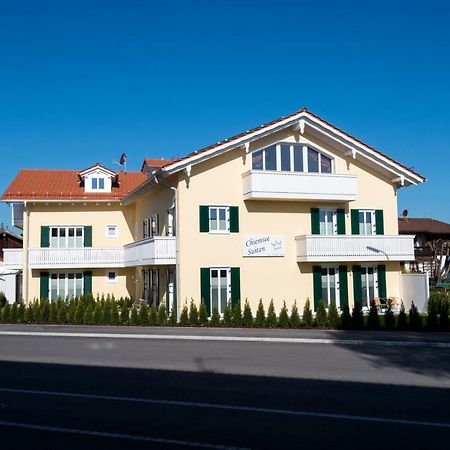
[78,163,117,194]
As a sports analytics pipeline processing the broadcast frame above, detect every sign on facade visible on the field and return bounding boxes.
[243,235,285,257]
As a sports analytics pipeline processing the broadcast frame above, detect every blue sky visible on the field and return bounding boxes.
[1,0,449,228]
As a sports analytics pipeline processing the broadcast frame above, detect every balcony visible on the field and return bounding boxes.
[3,248,23,270]
[242,170,357,202]
[124,237,176,267]
[28,247,124,269]
[295,234,415,262]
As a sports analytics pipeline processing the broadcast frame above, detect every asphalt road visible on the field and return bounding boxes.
[0,325,450,449]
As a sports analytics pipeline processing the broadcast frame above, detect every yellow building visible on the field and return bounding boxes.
[2,108,425,316]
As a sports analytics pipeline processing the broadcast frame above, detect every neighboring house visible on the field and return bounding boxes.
[1,108,425,316]
[398,217,450,276]
[0,225,23,302]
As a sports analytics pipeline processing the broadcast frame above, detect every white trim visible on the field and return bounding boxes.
[105,224,118,239]
[209,267,231,315]
[208,206,230,234]
[105,270,118,284]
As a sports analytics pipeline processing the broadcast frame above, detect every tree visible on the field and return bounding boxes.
[427,296,439,331]
[149,305,158,325]
[111,302,120,325]
[222,301,233,326]
[198,301,208,326]
[289,301,301,328]
[56,302,66,324]
[384,301,395,331]
[340,304,352,329]
[1,303,11,323]
[278,302,289,328]
[328,302,340,329]
[409,302,422,331]
[168,308,177,326]
[120,304,129,325]
[315,300,328,328]
[17,303,24,323]
[351,303,363,330]
[439,298,449,331]
[427,239,450,283]
[302,299,313,328]
[10,303,18,323]
[367,300,379,330]
[83,304,93,325]
[398,302,408,330]
[0,291,6,308]
[39,300,50,324]
[23,304,32,323]
[93,303,103,325]
[232,302,242,327]
[242,300,253,327]
[157,303,168,326]
[49,302,58,323]
[210,306,220,327]
[130,306,140,325]
[74,302,85,325]
[103,301,112,325]
[189,299,199,326]
[255,299,266,327]
[266,299,277,327]
[139,303,150,326]
[179,303,189,326]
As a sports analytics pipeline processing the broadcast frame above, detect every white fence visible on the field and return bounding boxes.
[400,272,429,312]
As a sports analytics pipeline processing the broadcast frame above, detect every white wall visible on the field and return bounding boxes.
[0,269,18,303]
[400,273,429,312]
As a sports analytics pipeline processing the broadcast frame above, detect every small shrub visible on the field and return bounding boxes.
[340,304,352,329]
[232,302,242,327]
[83,304,93,325]
[56,301,66,324]
[210,306,221,327]
[103,301,112,325]
[315,300,328,329]
[130,307,140,325]
[157,303,168,326]
[149,305,158,325]
[328,302,340,329]
[17,303,24,323]
[74,302,85,325]
[23,304,32,323]
[241,300,253,327]
[49,302,58,323]
[302,299,313,328]
[398,302,408,330]
[278,302,289,328]
[266,299,277,327]
[409,302,422,331]
[39,301,51,324]
[32,301,40,323]
[384,302,395,330]
[367,300,379,330]
[111,302,120,325]
[198,301,208,326]
[120,304,129,325]
[0,291,7,308]
[351,303,364,330]
[427,297,439,331]
[139,303,150,326]
[1,304,11,323]
[66,301,76,324]
[223,301,233,326]
[168,308,177,326]
[10,303,18,323]
[92,303,103,325]
[255,299,266,327]
[179,303,189,326]
[289,301,301,328]
[189,299,199,326]
[439,299,449,331]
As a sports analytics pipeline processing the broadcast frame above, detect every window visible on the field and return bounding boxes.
[321,267,339,308]
[91,177,105,190]
[106,271,117,284]
[50,227,84,248]
[361,266,378,309]
[251,143,333,174]
[142,269,149,300]
[319,209,337,235]
[209,206,229,233]
[151,269,159,307]
[210,268,230,315]
[150,214,159,237]
[106,225,118,239]
[50,272,83,300]
[359,210,376,235]
[167,209,175,237]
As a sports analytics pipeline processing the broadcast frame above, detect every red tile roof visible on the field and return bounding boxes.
[141,158,174,172]
[160,107,425,181]
[1,169,147,201]
[398,218,450,235]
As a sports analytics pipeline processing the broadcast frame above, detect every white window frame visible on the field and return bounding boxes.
[105,270,118,284]
[361,266,379,310]
[143,219,150,239]
[105,224,118,239]
[208,206,230,234]
[151,269,159,307]
[319,208,338,236]
[210,267,231,315]
[91,177,106,191]
[320,266,340,309]
[49,271,84,300]
[142,269,149,300]
[358,209,376,235]
[251,142,335,174]
[50,226,84,248]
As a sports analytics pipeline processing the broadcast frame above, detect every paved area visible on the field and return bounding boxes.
[0,326,449,449]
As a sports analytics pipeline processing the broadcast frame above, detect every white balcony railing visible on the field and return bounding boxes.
[28,247,125,268]
[295,234,415,262]
[124,236,176,266]
[3,248,23,269]
[242,170,357,202]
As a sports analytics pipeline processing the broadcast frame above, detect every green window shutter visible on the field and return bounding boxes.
[352,265,362,307]
[40,226,50,248]
[337,209,346,235]
[84,226,92,247]
[313,266,322,311]
[338,265,349,309]
[230,267,241,307]
[40,272,49,300]
[311,208,320,235]
[377,265,387,298]
[375,210,384,235]
[229,207,239,233]
[200,268,211,315]
[83,271,92,296]
[199,206,209,232]
[351,210,360,235]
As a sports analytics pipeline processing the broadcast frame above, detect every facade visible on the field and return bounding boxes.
[2,108,425,314]
[0,225,23,302]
